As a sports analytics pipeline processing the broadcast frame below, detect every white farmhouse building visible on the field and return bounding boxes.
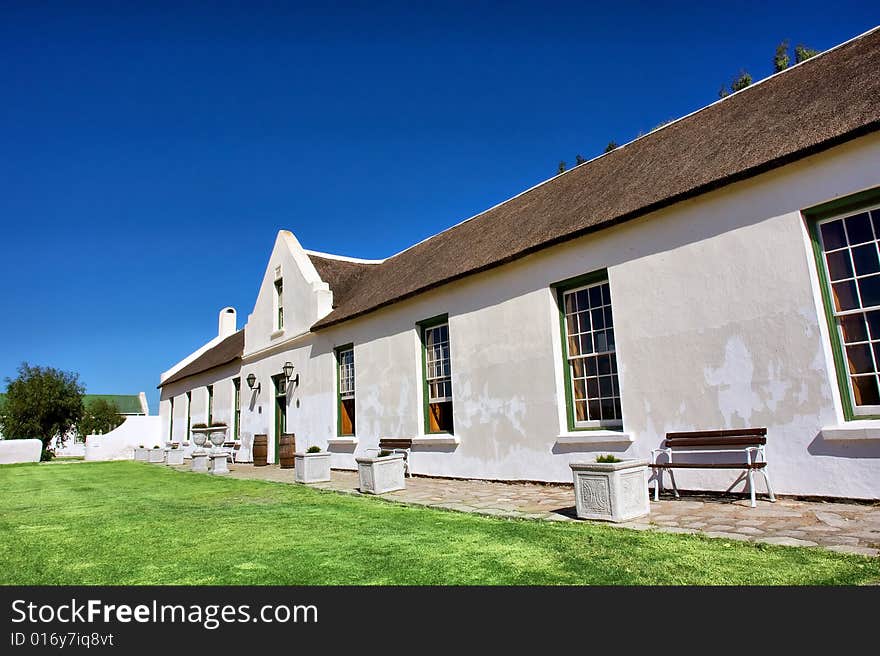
[160,28,880,499]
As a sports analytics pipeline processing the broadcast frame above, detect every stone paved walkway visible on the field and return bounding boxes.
[215,464,880,556]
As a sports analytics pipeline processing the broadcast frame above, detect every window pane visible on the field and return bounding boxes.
[585,356,597,377]
[579,334,593,355]
[594,331,608,352]
[846,344,875,374]
[852,375,880,406]
[858,275,880,308]
[845,212,874,245]
[832,280,859,311]
[840,315,868,343]
[568,335,579,356]
[573,379,586,401]
[591,308,604,330]
[852,244,880,276]
[821,220,847,250]
[571,357,585,377]
[604,306,614,328]
[588,285,602,308]
[826,250,853,281]
[588,400,601,420]
[868,310,880,340]
[586,377,598,398]
[598,354,612,375]
[575,400,588,422]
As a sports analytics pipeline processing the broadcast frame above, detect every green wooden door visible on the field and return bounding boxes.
[273,375,286,464]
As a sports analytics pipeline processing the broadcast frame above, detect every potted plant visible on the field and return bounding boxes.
[294,445,332,484]
[569,455,650,522]
[355,449,406,494]
[148,445,165,464]
[134,444,148,462]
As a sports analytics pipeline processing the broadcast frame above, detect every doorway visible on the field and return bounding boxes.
[272,374,287,464]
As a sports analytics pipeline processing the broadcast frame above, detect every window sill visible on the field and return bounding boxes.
[412,435,460,447]
[327,437,358,446]
[820,421,880,441]
[555,431,633,447]
[270,329,285,339]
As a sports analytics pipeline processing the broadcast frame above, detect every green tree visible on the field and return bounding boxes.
[795,44,820,64]
[77,399,124,439]
[730,70,752,92]
[1,363,84,460]
[774,40,790,72]
[557,160,566,174]
[604,141,619,153]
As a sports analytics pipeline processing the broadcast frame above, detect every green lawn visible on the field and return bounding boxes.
[1,461,877,585]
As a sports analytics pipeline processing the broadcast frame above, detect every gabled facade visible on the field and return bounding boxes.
[159,27,880,499]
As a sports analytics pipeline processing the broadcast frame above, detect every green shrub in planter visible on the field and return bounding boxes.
[596,454,622,463]
[378,450,392,457]
[192,423,207,429]
[307,446,322,453]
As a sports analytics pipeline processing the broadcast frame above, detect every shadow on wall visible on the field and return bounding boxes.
[807,433,880,458]
[551,442,630,456]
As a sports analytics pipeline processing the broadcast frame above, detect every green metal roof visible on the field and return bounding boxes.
[0,393,144,414]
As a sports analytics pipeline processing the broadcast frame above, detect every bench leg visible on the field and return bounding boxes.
[668,469,680,499]
[653,468,661,501]
[761,467,776,502]
[747,469,756,508]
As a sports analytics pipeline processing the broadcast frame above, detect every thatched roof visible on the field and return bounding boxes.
[312,27,880,330]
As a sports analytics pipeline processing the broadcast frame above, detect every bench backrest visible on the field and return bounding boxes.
[379,438,413,450]
[665,428,766,448]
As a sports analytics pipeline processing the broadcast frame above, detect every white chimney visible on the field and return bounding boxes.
[219,307,237,337]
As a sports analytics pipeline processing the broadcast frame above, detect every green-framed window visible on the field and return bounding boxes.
[274,278,284,330]
[206,385,214,424]
[553,270,622,430]
[806,187,880,419]
[169,397,174,441]
[335,345,355,436]
[232,378,241,440]
[418,314,454,434]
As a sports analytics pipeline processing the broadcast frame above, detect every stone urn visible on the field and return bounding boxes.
[148,447,165,464]
[569,459,650,522]
[294,450,332,483]
[356,453,406,495]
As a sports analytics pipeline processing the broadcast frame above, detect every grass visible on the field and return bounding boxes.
[0,461,878,585]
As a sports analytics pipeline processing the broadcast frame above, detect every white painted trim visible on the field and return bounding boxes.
[821,422,880,441]
[304,249,385,264]
[412,435,460,447]
[555,432,633,446]
[270,329,285,340]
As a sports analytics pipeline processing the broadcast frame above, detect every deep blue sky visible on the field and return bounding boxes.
[1,2,877,411]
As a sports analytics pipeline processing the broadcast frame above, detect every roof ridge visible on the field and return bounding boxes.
[304,249,384,264]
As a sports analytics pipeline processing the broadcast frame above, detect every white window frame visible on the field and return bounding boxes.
[816,201,880,417]
[561,279,622,429]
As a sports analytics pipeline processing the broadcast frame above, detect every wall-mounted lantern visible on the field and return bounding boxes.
[283,361,299,386]
[246,373,260,393]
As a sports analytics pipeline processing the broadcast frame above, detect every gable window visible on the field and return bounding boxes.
[336,345,355,436]
[808,189,880,418]
[555,271,622,430]
[274,278,284,330]
[419,315,454,434]
[232,378,241,441]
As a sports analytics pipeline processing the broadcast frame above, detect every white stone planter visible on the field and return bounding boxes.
[148,448,165,464]
[294,451,332,483]
[209,452,229,475]
[191,451,209,473]
[569,459,650,523]
[134,447,148,462]
[165,448,185,466]
[356,453,406,494]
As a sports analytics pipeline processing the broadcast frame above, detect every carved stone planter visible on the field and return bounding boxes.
[165,448,185,466]
[569,459,650,522]
[294,451,332,483]
[148,448,165,464]
[134,447,148,462]
[356,453,405,494]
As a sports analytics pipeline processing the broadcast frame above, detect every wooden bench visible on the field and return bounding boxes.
[651,428,775,508]
[373,438,413,477]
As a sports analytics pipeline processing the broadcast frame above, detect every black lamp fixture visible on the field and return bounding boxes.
[283,361,299,386]
[246,373,260,393]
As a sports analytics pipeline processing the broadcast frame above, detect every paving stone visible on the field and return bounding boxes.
[682,521,709,529]
[757,537,820,547]
[732,526,764,536]
[815,512,853,528]
[705,525,736,532]
[653,526,697,535]
[827,545,880,557]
